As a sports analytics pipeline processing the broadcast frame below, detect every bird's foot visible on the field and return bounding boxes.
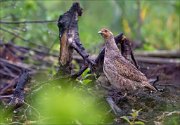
[108,89,127,103]
[106,96,123,116]
[106,90,127,116]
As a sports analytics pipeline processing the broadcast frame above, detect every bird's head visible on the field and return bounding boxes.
[98,28,113,39]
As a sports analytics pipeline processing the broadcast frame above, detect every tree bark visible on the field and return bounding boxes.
[57,2,94,76]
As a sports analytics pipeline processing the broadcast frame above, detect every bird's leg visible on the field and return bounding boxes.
[104,85,126,116]
[98,75,124,115]
[108,88,127,104]
[106,96,123,116]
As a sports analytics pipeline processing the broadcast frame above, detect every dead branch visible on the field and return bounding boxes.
[57,2,94,76]
[121,36,139,69]
[0,20,57,24]
[0,95,13,99]
[0,28,49,50]
[154,111,180,124]
[135,50,180,58]
[11,43,58,57]
[136,56,180,65]
[9,70,30,108]
[0,27,28,42]
[0,58,32,71]
[0,78,17,95]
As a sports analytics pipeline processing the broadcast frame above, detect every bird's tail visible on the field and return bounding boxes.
[143,82,157,91]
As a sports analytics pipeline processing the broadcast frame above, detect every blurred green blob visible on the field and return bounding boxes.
[164,114,180,125]
[0,107,4,123]
[32,83,111,124]
[0,105,12,124]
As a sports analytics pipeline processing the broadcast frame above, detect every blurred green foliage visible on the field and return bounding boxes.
[0,105,12,124]
[30,80,111,124]
[0,0,179,53]
[0,78,112,124]
[163,113,180,125]
[0,107,4,123]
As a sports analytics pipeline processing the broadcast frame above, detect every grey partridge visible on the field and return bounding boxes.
[98,28,156,93]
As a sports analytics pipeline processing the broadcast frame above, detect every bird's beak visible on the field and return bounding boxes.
[98,31,102,34]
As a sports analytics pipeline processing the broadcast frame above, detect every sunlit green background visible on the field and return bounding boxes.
[0,0,179,54]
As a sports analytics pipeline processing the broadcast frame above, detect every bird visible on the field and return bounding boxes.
[98,28,156,93]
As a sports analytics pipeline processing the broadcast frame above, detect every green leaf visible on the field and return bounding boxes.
[121,116,131,124]
[131,109,142,119]
[134,121,145,125]
[84,74,92,79]
[82,79,92,85]
[131,111,138,119]
[82,68,91,78]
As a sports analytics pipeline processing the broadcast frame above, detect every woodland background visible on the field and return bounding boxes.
[1,0,179,53]
[0,0,180,124]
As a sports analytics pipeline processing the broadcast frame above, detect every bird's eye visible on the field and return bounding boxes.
[104,30,107,32]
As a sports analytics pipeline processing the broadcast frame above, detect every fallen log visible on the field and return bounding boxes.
[73,53,180,66]
[0,58,32,72]
[9,70,30,109]
[136,56,180,65]
[135,50,180,58]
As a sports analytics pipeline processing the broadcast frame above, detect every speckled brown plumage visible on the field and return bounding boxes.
[98,28,156,93]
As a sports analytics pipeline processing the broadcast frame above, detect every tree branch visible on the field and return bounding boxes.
[0,27,49,49]
[0,20,57,24]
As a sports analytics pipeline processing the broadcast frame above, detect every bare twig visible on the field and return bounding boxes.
[0,27,28,41]
[0,58,32,71]
[9,70,30,108]
[0,94,13,99]
[0,27,49,49]
[0,20,57,24]
[0,77,18,95]
[155,111,180,123]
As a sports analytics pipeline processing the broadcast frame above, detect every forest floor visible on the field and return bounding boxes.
[0,42,180,125]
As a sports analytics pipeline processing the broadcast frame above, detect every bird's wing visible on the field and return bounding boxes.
[113,55,148,82]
